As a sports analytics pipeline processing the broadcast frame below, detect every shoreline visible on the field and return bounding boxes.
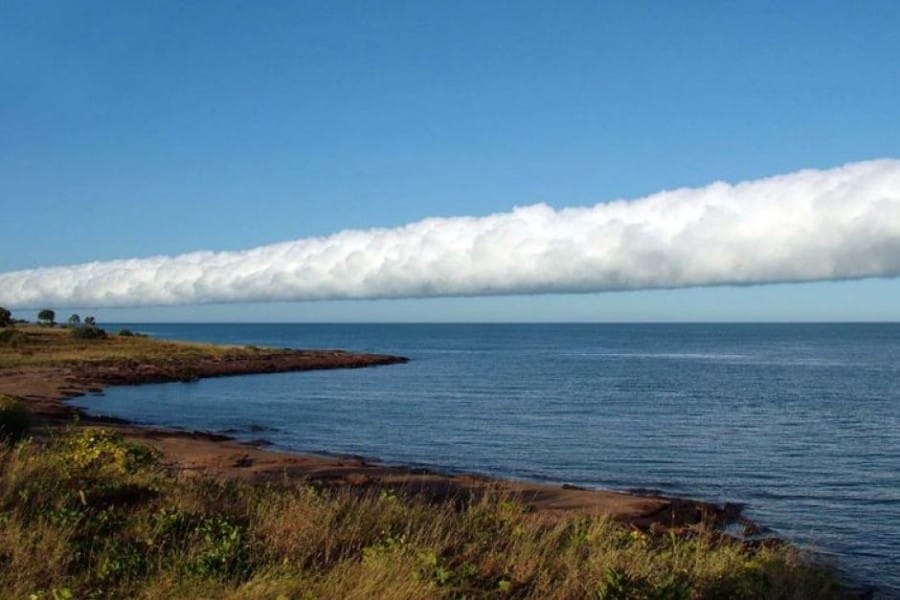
[2,327,745,531]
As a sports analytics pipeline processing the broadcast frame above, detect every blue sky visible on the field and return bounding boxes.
[2,1,899,322]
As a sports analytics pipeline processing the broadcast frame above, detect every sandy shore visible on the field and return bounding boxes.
[0,331,742,531]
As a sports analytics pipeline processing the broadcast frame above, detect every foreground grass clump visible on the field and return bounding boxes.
[0,428,845,599]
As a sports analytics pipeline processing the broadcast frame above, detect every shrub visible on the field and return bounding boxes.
[0,395,30,443]
[0,306,11,327]
[118,329,134,337]
[0,328,29,348]
[187,515,252,578]
[62,428,159,474]
[70,325,107,340]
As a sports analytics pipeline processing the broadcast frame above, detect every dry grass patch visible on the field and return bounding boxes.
[0,325,252,370]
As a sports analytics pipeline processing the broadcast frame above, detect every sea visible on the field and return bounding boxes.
[69,323,900,596]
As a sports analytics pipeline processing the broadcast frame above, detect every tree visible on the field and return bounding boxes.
[69,315,106,340]
[0,307,11,328]
[67,314,82,327]
[37,309,55,326]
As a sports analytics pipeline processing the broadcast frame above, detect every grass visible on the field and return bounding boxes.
[0,325,263,370]
[0,426,847,599]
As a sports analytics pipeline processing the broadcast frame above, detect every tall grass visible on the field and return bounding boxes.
[0,427,846,599]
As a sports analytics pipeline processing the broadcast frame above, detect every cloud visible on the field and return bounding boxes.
[2,159,900,309]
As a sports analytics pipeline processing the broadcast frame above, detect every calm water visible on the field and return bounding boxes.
[71,323,900,595]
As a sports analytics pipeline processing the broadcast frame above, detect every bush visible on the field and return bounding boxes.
[70,325,107,340]
[63,428,159,474]
[0,306,11,327]
[0,395,30,443]
[0,328,28,348]
[37,308,55,326]
[118,329,148,338]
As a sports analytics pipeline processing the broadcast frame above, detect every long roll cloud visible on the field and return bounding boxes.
[2,159,900,309]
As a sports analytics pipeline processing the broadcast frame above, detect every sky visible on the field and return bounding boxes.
[2,1,899,322]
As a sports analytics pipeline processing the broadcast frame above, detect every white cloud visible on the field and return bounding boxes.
[2,159,900,308]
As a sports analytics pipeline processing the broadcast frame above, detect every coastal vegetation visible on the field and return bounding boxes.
[69,321,108,340]
[0,324,234,370]
[0,422,845,599]
[0,327,28,349]
[0,324,401,379]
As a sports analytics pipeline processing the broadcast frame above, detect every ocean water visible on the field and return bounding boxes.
[72,323,900,595]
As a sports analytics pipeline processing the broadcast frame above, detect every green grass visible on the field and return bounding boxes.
[0,427,846,599]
